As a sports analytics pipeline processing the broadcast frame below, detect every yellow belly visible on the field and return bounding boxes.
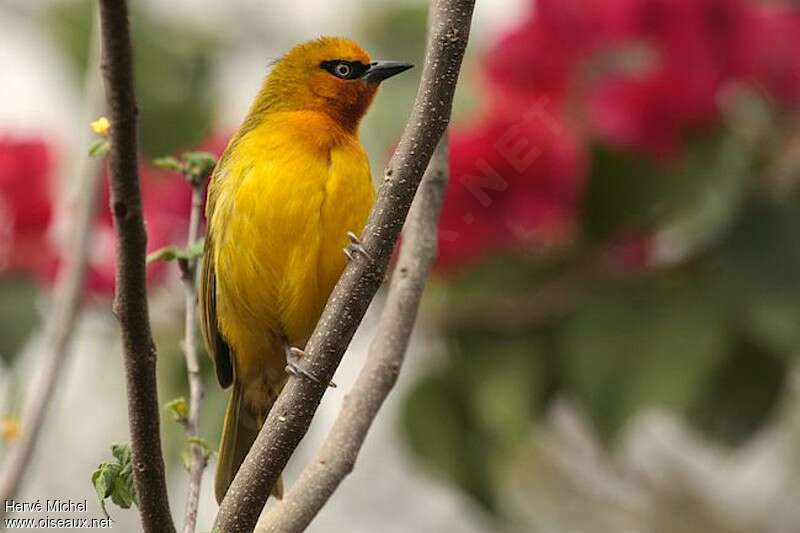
[210,111,374,412]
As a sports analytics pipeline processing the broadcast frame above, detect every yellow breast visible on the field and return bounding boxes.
[210,111,374,381]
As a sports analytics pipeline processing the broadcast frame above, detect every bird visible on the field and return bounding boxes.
[199,36,413,504]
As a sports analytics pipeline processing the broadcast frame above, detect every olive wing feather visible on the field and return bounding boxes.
[199,166,233,388]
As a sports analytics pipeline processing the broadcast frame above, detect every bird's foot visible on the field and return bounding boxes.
[284,346,337,388]
[343,231,373,263]
[285,347,319,382]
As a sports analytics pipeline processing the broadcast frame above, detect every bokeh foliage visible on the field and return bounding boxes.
[48,0,217,156]
[402,82,800,518]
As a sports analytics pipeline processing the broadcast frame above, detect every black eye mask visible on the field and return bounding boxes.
[321,60,370,80]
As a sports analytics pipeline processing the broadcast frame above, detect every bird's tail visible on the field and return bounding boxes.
[215,380,284,504]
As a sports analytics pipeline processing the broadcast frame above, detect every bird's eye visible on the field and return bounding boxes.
[321,60,368,80]
[334,62,352,78]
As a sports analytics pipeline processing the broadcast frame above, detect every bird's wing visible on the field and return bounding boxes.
[199,164,233,388]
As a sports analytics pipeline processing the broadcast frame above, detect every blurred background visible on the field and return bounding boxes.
[2,0,800,531]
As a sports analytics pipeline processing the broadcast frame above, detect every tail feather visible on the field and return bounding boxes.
[215,381,283,503]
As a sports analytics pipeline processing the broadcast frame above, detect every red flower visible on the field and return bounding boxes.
[588,65,723,157]
[536,0,640,48]
[483,0,640,113]
[748,5,800,104]
[42,133,231,298]
[42,161,194,297]
[439,0,800,274]
[631,0,755,74]
[588,0,759,157]
[437,113,585,271]
[483,15,572,109]
[0,136,53,275]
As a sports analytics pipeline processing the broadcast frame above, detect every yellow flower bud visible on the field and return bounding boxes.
[0,416,20,442]
[90,116,111,136]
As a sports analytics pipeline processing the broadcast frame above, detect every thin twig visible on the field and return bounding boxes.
[257,131,449,533]
[214,1,475,531]
[97,1,176,531]
[0,12,104,515]
[179,179,208,533]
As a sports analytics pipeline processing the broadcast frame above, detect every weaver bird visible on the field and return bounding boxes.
[200,37,412,504]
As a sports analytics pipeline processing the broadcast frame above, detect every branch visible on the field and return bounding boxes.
[97,1,176,532]
[214,1,475,531]
[179,176,209,533]
[256,131,449,533]
[0,13,104,514]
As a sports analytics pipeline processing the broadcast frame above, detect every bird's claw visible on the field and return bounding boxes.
[284,346,336,387]
[343,231,372,263]
[285,361,319,382]
[285,347,319,382]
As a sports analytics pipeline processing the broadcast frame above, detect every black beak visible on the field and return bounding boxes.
[362,60,414,84]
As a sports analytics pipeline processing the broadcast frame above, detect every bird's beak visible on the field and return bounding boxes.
[361,61,414,84]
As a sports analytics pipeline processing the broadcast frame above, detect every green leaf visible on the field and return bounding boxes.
[92,474,110,520]
[91,462,118,519]
[188,435,214,455]
[583,147,672,240]
[181,436,215,471]
[402,374,472,487]
[181,437,214,471]
[88,139,110,158]
[146,246,182,264]
[111,474,135,509]
[401,369,500,511]
[182,151,217,184]
[746,292,800,355]
[181,448,192,471]
[147,241,204,265]
[152,155,182,172]
[90,443,138,519]
[688,338,786,445]
[186,239,205,259]
[713,198,800,358]
[164,397,189,423]
[91,464,115,500]
[111,442,132,465]
[583,124,761,244]
[655,125,757,259]
[561,280,728,441]
[462,339,541,444]
[0,279,39,365]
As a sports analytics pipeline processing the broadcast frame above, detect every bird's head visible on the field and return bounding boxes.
[257,37,413,131]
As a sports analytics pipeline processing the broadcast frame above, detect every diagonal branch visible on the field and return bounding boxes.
[97,1,176,532]
[214,1,475,531]
[256,131,449,533]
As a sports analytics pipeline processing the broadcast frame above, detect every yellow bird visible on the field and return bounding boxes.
[199,37,412,504]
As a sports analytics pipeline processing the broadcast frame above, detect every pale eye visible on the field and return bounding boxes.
[334,63,352,78]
